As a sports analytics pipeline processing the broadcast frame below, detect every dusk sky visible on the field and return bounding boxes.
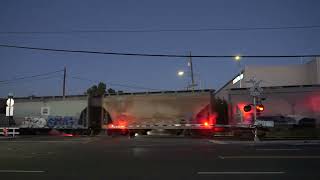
[0,0,319,97]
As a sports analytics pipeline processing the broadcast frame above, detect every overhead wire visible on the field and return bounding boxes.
[0,69,63,83]
[0,75,62,85]
[0,25,319,34]
[0,44,319,58]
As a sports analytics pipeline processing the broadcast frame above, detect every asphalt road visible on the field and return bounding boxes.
[0,135,320,180]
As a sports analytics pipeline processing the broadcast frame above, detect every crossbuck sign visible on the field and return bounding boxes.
[247,78,263,97]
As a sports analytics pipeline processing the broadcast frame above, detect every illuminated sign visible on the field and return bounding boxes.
[6,98,14,117]
[232,74,244,84]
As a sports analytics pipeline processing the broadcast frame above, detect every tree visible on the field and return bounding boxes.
[107,88,116,94]
[86,82,106,96]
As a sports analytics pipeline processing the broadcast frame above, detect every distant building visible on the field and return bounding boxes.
[215,57,320,125]
[228,85,320,125]
[216,57,320,100]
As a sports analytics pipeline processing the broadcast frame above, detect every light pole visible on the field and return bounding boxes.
[188,52,196,90]
[177,52,198,90]
[234,55,242,88]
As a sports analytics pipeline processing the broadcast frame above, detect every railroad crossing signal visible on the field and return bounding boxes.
[256,104,264,112]
[243,105,252,112]
[247,78,263,97]
[243,104,264,113]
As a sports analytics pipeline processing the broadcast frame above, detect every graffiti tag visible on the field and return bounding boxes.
[21,116,79,128]
[47,116,76,128]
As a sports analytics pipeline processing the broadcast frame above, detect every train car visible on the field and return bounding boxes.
[103,89,216,137]
[12,95,90,134]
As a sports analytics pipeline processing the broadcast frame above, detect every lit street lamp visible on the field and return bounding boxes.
[234,55,241,61]
[177,71,185,76]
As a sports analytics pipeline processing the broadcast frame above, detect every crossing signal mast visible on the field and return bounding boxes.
[244,78,264,142]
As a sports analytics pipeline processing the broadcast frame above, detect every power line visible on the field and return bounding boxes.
[71,76,165,91]
[0,44,319,58]
[0,25,320,34]
[0,69,63,83]
[0,75,62,85]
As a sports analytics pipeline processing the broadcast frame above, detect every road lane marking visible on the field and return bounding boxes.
[0,141,86,143]
[209,140,228,144]
[256,148,301,151]
[219,155,320,159]
[198,171,285,175]
[0,170,45,173]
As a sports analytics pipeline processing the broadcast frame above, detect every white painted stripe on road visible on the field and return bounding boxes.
[198,171,285,175]
[219,155,320,159]
[256,148,301,151]
[0,170,45,173]
[209,140,228,144]
[0,140,90,143]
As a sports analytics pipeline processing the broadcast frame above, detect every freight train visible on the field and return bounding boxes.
[1,89,218,136]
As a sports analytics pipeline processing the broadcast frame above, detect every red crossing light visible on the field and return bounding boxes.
[256,105,264,112]
[243,105,252,112]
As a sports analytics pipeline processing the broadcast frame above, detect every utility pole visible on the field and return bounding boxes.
[188,52,196,90]
[63,67,66,99]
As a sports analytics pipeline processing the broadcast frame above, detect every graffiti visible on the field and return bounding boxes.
[47,116,76,128]
[21,116,79,128]
[21,117,47,128]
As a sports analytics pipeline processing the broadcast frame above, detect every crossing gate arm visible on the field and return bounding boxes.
[108,124,214,130]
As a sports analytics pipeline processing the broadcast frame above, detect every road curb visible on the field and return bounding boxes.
[209,139,320,145]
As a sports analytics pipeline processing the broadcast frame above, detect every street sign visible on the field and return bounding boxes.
[6,107,14,116]
[249,81,263,97]
[6,97,14,117]
[6,98,14,106]
[250,91,261,97]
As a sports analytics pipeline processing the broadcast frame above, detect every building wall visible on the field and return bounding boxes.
[228,86,320,125]
[216,57,320,100]
[306,57,320,84]
[243,64,310,88]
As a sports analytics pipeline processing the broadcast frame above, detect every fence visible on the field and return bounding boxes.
[0,127,20,137]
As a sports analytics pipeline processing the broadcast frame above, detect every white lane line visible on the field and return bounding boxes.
[0,170,45,173]
[0,141,83,143]
[219,155,320,159]
[256,148,301,151]
[198,171,285,175]
[209,140,228,144]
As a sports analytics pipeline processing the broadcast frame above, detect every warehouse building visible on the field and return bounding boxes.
[216,57,320,100]
[216,57,320,125]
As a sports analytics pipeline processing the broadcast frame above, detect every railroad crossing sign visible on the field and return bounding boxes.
[247,78,263,97]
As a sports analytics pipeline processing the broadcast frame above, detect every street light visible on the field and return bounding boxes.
[234,55,242,88]
[177,71,185,76]
[234,55,241,61]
